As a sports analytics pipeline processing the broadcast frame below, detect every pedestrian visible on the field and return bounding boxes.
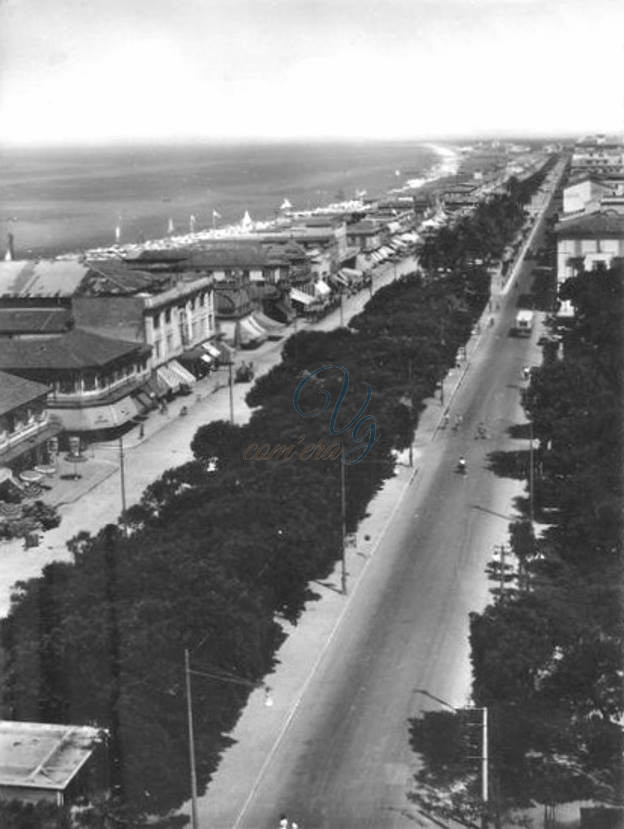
[139,423,145,439]
[523,366,530,381]
[279,815,289,829]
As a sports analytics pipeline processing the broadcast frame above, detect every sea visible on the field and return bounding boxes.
[0,140,448,259]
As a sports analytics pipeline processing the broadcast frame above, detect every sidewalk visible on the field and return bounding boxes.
[193,291,513,829]
[0,257,409,618]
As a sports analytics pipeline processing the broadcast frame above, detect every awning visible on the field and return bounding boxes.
[238,316,267,346]
[169,359,196,385]
[254,311,286,332]
[247,315,269,337]
[0,420,64,466]
[329,273,349,288]
[273,298,296,323]
[202,342,222,359]
[157,364,181,392]
[216,341,235,362]
[340,267,364,282]
[131,389,155,412]
[181,347,205,360]
[314,280,332,297]
[144,375,168,399]
[290,287,314,306]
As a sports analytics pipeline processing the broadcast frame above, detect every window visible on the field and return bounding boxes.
[83,372,98,391]
[166,332,174,352]
[59,377,76,394]
[165,308,172,324]
[153,313,160,330]
[154,339,162,359]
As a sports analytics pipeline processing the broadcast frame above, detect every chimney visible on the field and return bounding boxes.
[4,233,14,261]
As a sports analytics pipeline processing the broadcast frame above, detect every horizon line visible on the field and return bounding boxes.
[0,131,596,151]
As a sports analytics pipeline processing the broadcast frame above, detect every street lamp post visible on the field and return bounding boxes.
[184,649,200,829]
[414,689,489,827]
[183,650,273,829]
[118,436,127,532]
[228,362,234,425]
[340,456,347,595]
[528,420,535,524]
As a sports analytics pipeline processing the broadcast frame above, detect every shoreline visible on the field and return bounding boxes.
[4,143,462,262]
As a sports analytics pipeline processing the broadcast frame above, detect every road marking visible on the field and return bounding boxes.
[230,444,422,828]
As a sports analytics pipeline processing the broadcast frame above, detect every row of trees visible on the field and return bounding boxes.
[410,266,624,827]
[0,184,539,826]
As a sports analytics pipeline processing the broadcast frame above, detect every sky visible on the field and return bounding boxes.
[0,0,623,145]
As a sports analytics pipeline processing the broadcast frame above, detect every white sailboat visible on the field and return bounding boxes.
[167,217,175,235]
[280,198,292,211]
[241,210,253,231]
[189,214,196,233]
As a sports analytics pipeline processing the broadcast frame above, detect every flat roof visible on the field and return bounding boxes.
[0,720,104,791]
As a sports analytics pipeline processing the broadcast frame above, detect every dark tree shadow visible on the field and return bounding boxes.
[508,423,532,440]
[485,449,530,480]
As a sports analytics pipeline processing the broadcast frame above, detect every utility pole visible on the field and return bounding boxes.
[408,357,414,466]
[228,361,234,424]
[528,421,534,524]
[118,436,127,533]
[184,649,199,829]
[340,455,347,594]
[481,706,489,829]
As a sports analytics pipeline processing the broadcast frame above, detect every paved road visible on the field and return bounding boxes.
[201,266,543,829]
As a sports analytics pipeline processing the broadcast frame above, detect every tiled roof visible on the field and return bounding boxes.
[0,370,50,415]
[555,211,624,238]
[0,328,149,371]
[80,261,166,295]
[188,245,281,268]
[0,259,89,298]
[0,308,71,334]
